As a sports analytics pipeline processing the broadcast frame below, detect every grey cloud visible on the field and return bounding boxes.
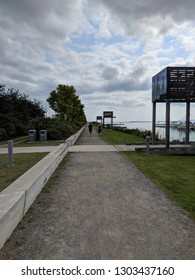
[83,92,148,110]
[0,0,85,48]
[102,77,150,93]
[0,0,194,122]
[76,56,151,95]
[1,0,82,23]
[96,0,195,38]
[0,0,87,100]
[131,65,146,79]
[121,100,146,108]
[100,0,195,22]
[101,66,119,80]
[101,62,151,93]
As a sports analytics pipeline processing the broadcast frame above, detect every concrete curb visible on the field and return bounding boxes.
[0,125,85,249]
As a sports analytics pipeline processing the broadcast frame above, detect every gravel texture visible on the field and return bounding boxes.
[0,127,195,259]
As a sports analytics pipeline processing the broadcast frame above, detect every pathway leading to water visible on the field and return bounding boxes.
[0,126,195,259]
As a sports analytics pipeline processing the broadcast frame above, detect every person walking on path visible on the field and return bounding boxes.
[88,122,93,136]
[98,124,102,136]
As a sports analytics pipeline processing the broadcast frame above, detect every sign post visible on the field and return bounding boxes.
[96,116,102,124]
[8,140,14,167]
[103,111,114,128]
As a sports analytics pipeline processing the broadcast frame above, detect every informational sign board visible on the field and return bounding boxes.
[103,111,113,118]
[152,67,195,102]
[152,68,167,102]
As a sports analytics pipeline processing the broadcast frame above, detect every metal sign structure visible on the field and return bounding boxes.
[96,116,102,120]
[103,111,114,127]
[152,67,195,149]
[103,111,113,118]
[96,116,102,124]
[152,67,195,102]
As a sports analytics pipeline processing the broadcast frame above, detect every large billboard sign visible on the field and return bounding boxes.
[152,67,167,102]
[152,67,195,102]
[103,111,113,118]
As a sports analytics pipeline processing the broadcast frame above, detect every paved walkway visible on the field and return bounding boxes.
[0,146,57,154]
[0,143,191,154]
[1,127,195,259]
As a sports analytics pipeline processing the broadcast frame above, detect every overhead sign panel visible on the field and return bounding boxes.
[152,67,195,102]
[103,111,113,118]
[152,67,167,102]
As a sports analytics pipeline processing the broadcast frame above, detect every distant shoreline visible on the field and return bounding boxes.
[125,121,151,123]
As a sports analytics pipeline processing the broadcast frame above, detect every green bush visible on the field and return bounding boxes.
[28,117,78,140]
[112,127,158,140]
[0,128,8,141]
[47,128,63,140]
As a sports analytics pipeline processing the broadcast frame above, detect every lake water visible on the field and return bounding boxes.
[123,121,195,142]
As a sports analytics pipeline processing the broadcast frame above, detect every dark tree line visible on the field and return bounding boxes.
[0,84,87,141]
[0,84,45,140]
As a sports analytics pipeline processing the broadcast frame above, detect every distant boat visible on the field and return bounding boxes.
[177,123,187,130]
[156,121,180,128]
[171,121,181,127]
[177,122,195,130]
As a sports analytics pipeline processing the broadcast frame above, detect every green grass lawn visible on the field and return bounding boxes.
[0,136,62,193]
[101,128,144,144]
[0,153,48,192]
[102,128,195,221]
[124,152,195,221]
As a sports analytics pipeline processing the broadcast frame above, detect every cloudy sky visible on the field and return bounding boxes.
[1,0,195,122]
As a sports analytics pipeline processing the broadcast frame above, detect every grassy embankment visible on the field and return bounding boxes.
[0,137,62,192]
[101,128,144,144]
[0,137,64,147]
[101,128,195,221]
[0,153,48,193]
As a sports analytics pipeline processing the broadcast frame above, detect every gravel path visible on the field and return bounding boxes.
[0,126,195,259]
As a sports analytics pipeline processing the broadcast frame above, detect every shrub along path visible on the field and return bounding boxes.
[1,126,195,259]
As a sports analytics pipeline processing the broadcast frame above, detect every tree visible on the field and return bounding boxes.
[47,84,86,126]
[0,85,45,121]
[0,84,46,139]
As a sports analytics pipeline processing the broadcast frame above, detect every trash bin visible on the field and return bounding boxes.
[39,130,47,142]
[28,130,37,142]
